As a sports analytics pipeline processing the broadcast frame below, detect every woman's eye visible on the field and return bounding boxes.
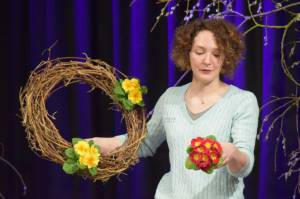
[195,52,203,55]
[213,54,220,58]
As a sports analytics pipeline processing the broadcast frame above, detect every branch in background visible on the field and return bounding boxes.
[0,146,27,198]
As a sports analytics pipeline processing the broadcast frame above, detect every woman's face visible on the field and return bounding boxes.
[189,30,224,84]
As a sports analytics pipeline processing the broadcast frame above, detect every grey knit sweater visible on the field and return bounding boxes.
[118,83,259,199]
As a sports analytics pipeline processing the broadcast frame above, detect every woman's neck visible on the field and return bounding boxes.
[189,78,225,97]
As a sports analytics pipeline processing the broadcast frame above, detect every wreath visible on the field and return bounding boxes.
[19,56,147,182]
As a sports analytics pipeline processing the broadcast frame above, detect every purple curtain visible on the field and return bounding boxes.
[0,0,299,198]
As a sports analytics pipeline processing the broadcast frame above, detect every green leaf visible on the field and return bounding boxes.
[138,101,145,107]
[141,86,148,94]
[89,167,97,176]
[185,157,197,170]
[122,98,134,110]
[113,84,126,96]
[186,146,193,154]
[72,138,83,145]
[206,135,216,141]
[66,159,76,164]
[204,167,214,174]
[88,140,94,146]
[77,162,87,170]
[65,148,76,159]
[94,145,101,152]
[63,162,79,174]
[114,80,122,88]
[217,158,224,168]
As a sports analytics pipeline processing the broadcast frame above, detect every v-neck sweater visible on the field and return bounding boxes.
[117,83,259,199]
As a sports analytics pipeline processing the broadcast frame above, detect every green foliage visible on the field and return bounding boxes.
[186,145,193,154]
[120,97,134,110]
[205,167,214,174]
[78,162,87,169]
[88,140,94,146]
[141,86,148,94]
[65,148,76,159]
[72,138,83,145]
[217,158,224,168]
[113,81,126,96]
[206,135,216,141]
[185,157,197,170]
[63,162,79,174]
[89,167,97,176]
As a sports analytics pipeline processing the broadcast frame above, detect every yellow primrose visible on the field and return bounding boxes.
[89,145,100,157]
[79,151,100,169]
[130,78,140,89]
[122,78,140,93]
[74,141,89,156]
[128,89,142,104]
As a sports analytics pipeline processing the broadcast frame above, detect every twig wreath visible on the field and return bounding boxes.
[19,56,147,182]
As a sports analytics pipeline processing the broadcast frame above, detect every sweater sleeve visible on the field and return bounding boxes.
[226,92,259,178]
[115,89,167,158]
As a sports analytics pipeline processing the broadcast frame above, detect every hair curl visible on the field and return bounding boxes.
[171,18,245,77]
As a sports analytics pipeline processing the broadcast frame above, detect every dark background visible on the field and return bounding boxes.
[0,0,299,198]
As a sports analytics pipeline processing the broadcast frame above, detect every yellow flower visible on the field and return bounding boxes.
[79,146,100,169]
[122,78,140,93]
[128,89,142,104]
[130,78,140,89]
[79,152,100,169]
[89,145,100,156]
[74,141,89,156]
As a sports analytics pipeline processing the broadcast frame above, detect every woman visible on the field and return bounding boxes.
[91,19,259,199]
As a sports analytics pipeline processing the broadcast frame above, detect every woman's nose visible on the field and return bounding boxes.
[203,53,212,65]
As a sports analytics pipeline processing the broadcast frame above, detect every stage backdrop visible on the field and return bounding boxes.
[0,0,299,199]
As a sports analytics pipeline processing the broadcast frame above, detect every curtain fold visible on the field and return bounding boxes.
[0,1,299,198]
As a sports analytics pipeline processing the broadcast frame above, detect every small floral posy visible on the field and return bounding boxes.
[185,135,223,174]
[113,78,148,110]
[63,138,101,176]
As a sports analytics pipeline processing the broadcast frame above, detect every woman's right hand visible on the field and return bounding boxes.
[86,137,123,155]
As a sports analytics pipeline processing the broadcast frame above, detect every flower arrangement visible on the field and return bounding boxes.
[113,78,148,110]
[19,56,147,182]
[185,135,223,174]
[63,138,101,176]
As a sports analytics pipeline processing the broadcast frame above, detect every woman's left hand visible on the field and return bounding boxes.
[219,142,248,173]
[220,142,238,166]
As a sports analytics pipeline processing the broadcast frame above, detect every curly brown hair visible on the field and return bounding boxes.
[171,18,245,77]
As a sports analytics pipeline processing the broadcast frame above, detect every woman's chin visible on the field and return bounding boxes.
[193,75,216,84]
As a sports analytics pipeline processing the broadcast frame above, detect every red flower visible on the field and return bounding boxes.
[191,137,203,148]
[193,146,207,154]
[189,152,202,164]
[209,151,220,164]
[212,142,222,155]
[203,139,215,150]
[197,153,211,170]
[186,135,223,173]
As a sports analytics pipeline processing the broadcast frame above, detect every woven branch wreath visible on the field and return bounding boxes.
[19,56,147,182]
